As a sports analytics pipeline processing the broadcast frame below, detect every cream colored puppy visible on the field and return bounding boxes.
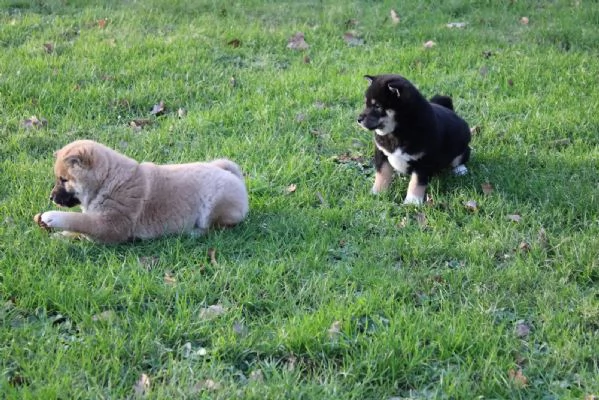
[34,140,249,243]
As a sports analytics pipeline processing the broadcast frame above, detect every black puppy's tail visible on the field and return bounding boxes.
[430,95,454,111]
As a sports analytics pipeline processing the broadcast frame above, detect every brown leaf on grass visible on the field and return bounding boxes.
[397,216,409,229]
[177,107,187,118]
[286,184,297,193]
[287,32,309,50]
[22,116,48,129]
[193,379,221,392]
[285,355,297,372]
[344,19,358,28]
[507,214,522,223]
[343,32,364,46]
[538,228,549,249]
[9,374,28,387]
[207,248,217,265]
[550,138,571,148]
[423,40,436,48]
[43,42,54,53]
[130,119,153,131]
[92,310,115,322]
[481,182,494,195]
[150,100,166,116]
[470,125,481,135]
[517,241,531,253]
[508,368,528,388]
[227,38,241,47]
[249,369,264,382]
[464,200,478,211]
[164,272,177,285]
[98,19,108,29]
[199,304,226,320]
[415,212,428,228]
[585,395,598,400]
[514,320,532,338]
[138,256,159,270]
[446,22,467,28]
[479,66,489,77]
[133,373,150,397]
[390,9,400,25]
[328,320,342,338]
[520,16,529,25]
[508,78,514,86]
[303,55,311,64]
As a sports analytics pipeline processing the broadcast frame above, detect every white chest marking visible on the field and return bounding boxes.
[376,145,424,175]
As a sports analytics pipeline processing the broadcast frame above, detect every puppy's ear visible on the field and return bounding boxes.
[387,83,401,98]
[364,75,375,85]
[64,150,92,169]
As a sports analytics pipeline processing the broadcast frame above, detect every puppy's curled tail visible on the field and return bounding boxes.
[430,95,454,111]
[210,159,244,180]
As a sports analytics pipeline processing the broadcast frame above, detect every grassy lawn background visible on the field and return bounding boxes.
[0,0,598,398]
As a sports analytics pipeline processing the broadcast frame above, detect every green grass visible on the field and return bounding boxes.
[1,0,598,398]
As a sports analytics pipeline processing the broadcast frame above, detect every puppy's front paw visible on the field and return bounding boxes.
[34,213,51,231]
[403,193,424,205]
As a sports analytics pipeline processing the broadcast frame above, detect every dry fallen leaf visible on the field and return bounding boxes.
[43,42,54,53]
[287,32,309,50]
[470,125,481,135]
[508,368,528,388]
[398,216,409,229]
[481,182,494,195]
[507,214,522,223]
[464,200,478,211]
[328,320,342,338]
[150,100,166,116]
[92,310,115,322]
[199,304,226,320]
[130,119,153,131]
[138,256,159,270]
[520,16,529,25]
[22,116,48,129]
[303,55,311,64]
[194,379,221,392]
[343,32,364,46]
[164,272,177,285]
[249,369,264,382]
[415,212,428,228]
[285,355,297,372]
[133,373,150,397]
[287,184,297,193]
[390,9,400,25]
[424,40,436,48]
[177,107,187,118]
[98,18,107,29]
[446,22,467,28]
[517,241,531,253]
[227,38,241,47]
[207,248,217,265]
[538,228,549,249]
[514,320,532,338]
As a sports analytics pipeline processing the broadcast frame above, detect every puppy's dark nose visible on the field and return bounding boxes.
[357,115,364,124]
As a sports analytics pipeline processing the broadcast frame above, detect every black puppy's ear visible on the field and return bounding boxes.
[387,83,401,98]
[364,75,375,85]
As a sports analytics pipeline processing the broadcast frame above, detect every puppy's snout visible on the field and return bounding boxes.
[357,114,365,124]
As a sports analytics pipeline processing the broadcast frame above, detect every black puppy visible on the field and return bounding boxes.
[357,74,471,204]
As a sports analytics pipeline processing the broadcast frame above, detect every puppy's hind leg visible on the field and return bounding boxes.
[451,147,471,176]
